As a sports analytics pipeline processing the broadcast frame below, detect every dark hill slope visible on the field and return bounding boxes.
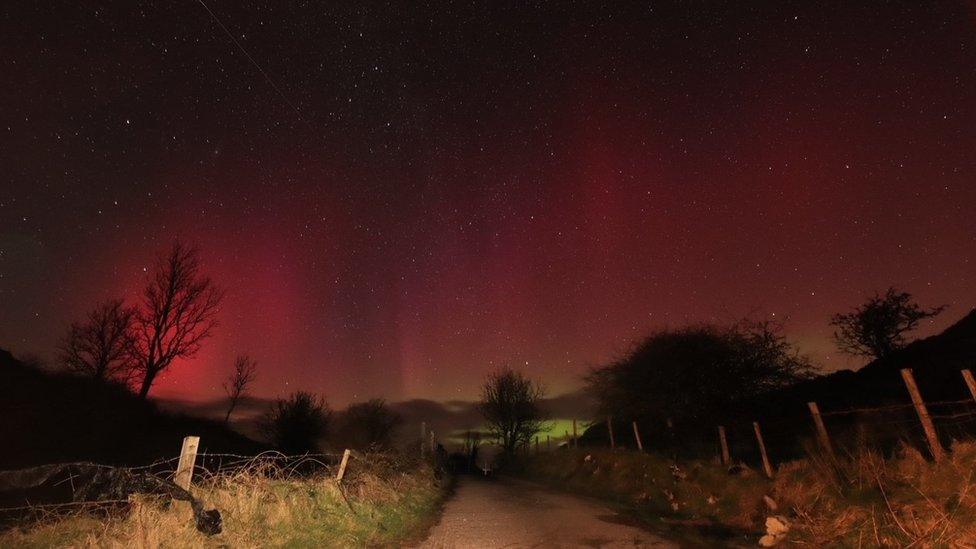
[755,309,976,418]
[0,348,264,469]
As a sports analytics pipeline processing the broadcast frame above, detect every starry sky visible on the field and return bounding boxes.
[1,2,975,405]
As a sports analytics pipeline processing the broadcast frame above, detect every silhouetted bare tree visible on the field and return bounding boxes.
[132,242,224,399]
[831,287,946,360]
[60,299,136,383]
[262,392,332,454]
[478,368,546,456]
[337,399,402,450]
[223,355,257,423]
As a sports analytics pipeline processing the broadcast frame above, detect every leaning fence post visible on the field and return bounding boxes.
[606,416,616,449]
[718,426,730,466]
[901,368,945,462]
[336,449,352,482]
[752,422,773,478]
[807,402,835,459]
[420,421,427,459]
[430,430,436,454]
[631,421,644,452]
[666,417,675,455]
[962,369,976,401]
[572,419,578,447]
[174,436,200,490]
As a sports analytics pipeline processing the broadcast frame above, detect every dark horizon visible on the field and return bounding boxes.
[2,2,975,405]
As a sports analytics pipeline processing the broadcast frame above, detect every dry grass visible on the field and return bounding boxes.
[522,441,976,546]
[0,454,448,548]
[777,441,976,546]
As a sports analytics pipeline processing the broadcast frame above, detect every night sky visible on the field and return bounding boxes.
[2,2,975,405]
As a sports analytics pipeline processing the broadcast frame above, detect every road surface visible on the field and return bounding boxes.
[420,477,678,548]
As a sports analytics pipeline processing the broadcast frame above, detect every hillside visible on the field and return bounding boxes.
[0,348,264,470]
[755,308,976,415]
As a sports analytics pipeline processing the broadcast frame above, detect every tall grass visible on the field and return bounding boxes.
[0,454,447,548]
[777,441,976,545]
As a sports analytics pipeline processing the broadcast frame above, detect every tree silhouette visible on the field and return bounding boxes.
[831,287,946,360]
[478,368,546,456]
[223,355,257,423]
[262,392,332,454]
[337,399,402,450]
[59,299,137,383]
[587,321,812,425]
[132,242,224,399]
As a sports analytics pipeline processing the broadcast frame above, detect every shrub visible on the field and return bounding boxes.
[262,392,331,454]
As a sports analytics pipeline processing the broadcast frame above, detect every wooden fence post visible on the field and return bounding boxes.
[901,368,945,462]
[547,435,551,451]
[535,436,539,454]
[752,422,773,478]
[420,422,427,459]
[606,416,615,449]
[174,436,200,491]
[572,419,578,448]
[962,369,976,401]
[429,430,436,454]
[718,426,730,466]
[336,449,352,482]
[631,421,644,452]
[807,402,835,459]
[666,417,675,453]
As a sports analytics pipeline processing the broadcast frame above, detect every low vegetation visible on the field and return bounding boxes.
[0,455,449,548]
[520,442,976,546]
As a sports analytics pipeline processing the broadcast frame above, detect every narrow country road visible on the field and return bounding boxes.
[420,477,678,548]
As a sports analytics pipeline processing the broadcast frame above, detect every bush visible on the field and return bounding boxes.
[336,399,402,451]
[262,392,331,454]
[587,321,812,427]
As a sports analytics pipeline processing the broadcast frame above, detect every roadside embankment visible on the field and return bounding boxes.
[0,455,450,548]
[518,442,976,546]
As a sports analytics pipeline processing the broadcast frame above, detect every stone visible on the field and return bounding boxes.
[766,516,789,536]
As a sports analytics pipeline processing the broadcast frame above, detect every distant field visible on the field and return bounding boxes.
[538,418,592,442]
[445,418,593,449]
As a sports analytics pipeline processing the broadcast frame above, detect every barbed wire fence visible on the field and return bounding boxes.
[0,429,448,532]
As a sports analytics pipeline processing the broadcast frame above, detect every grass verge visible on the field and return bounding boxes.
[518,441,976,546]
[0,455,450,548]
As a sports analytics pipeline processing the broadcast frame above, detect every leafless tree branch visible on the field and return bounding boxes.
[59,299,137,383]
[132,241,224,399]
[223,354,257,423]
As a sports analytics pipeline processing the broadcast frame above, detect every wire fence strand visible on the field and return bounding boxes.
[0,451,365,515]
